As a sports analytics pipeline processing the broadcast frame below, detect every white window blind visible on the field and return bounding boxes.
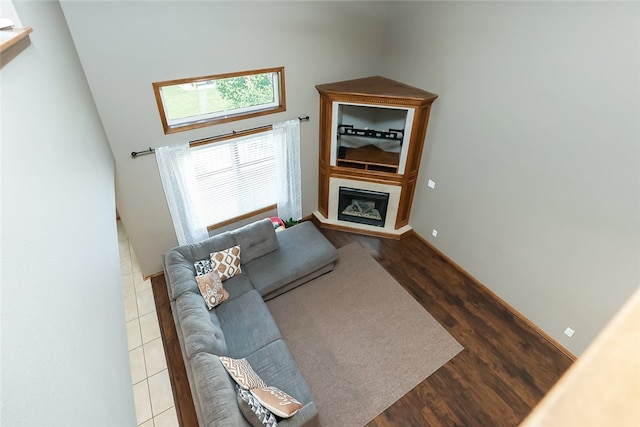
[191,130,277,227]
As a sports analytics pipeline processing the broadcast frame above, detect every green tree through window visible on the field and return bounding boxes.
[153,67,285,134]
[215,73,275,108]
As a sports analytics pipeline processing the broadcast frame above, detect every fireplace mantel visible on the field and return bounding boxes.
[313,76,438,238]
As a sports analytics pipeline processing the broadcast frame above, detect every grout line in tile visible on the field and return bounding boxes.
[118,219,175,426]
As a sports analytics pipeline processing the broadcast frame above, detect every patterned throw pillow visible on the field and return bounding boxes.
[210,246,242,281]
[237,386,279,427]
[219,357,267,390]
[195,271,229,309]
[250,386,302,418]
[194,259,213,276]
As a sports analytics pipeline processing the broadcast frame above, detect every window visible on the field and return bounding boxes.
[153,67,286,134]
[191,130,277,229]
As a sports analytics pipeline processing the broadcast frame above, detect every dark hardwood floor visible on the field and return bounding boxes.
[151,228,574,427]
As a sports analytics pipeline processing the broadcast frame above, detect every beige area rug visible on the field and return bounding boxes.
[266,242,463,427]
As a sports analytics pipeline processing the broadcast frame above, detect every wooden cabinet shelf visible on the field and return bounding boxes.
[337,145,399,173]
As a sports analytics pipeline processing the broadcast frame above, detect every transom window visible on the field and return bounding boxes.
[153,67,286,134]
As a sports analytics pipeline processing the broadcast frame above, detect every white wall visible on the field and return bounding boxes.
[380,2,640,355]
[1,1,135,425]
[60,1,387,277]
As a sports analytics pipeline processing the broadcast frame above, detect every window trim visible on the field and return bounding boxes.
[152,67,286,134]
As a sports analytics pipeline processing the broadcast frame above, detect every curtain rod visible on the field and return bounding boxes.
[131,115,310,158]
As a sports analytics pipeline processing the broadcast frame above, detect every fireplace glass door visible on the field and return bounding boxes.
[337,187,389,227]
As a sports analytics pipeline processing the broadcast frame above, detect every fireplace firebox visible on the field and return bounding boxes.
[338,187,389,227]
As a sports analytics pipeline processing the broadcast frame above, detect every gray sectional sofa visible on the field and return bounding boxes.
[163,219,338,426]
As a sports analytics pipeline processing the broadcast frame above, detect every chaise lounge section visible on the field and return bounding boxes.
[163,219,338,426]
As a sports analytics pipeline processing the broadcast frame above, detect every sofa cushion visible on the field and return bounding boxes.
[219,357,268,390]
[244,222,338,299]
[175,291,228,359]
[216,290,281,358]
[190,353,250,427]
[232,218,279,264]
[196,271,229,309]
[222,272,255,301]
[245,339,314,406]
[186,231,237,262]
[210,245,242,281]
[165,231,236,301]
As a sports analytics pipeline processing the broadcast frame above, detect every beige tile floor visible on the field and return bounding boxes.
[118,220,178,427]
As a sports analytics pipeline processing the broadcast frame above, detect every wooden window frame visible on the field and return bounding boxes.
[152,67,286,134]
[206,204,277,232]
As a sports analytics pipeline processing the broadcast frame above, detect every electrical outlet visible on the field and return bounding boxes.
[428,179,436,189]
[432,229,438,237]
[564,327,575,338]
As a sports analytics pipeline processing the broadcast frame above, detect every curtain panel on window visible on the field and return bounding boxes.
[273,119,302,222]
[155,143,209,245]
[155,119,302,242]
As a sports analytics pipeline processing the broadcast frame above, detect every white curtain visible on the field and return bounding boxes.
[155,143,209,245]
[273,119,302,222]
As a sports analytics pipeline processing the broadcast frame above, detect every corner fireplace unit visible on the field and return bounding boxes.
[314,76,438,238]
[338,187,389,227]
